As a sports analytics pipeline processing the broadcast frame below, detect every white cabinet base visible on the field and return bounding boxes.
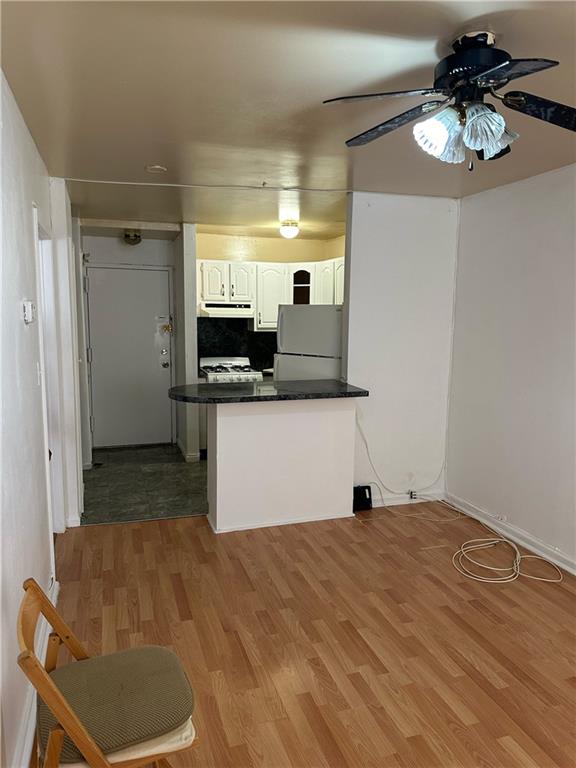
[207,399,356,532]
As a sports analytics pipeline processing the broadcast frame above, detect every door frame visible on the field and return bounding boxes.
[32,208,63,549]
[84,263,176,446]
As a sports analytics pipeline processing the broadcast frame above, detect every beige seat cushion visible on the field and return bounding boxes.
[37,646,194,763]
[65,717,196,768]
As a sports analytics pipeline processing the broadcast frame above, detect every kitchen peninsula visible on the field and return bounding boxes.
[169,380,368,533]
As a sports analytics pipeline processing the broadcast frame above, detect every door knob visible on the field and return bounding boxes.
[161,362,170,368]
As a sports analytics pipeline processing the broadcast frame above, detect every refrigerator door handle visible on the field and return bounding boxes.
[277,307,284,348]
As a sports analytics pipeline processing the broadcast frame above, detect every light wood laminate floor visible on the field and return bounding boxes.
[54,503,576,768]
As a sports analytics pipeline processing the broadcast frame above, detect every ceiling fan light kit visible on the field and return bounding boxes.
[438,118,466,164]
[461,103,506,150]
[325,31,576,165]
[413,106,460,157]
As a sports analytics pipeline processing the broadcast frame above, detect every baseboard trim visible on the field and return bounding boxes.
[66,513,81,528]
[445,492,576,576]
[12,579,60,768]
[207,510,354,534]
[372,490,445,508]
[176,438,200,464]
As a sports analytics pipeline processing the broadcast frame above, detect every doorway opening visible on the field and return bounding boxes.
[79,234,206,524]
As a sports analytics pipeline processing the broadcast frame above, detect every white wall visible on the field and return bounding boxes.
[447,165,576,570]
[50,180,82,527]
[345,191,458,504]
[82,233,176,266]
[1,73,56,767]
[174,224,199,461]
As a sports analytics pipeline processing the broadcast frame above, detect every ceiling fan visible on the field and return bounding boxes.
[324,31,576,163]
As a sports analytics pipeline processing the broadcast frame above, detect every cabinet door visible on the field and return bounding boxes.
[288,264,313,305]
[334,257,345,304]
[256,264,288,329]
[313,261,335,304]
[229,262,255,301]
[201,261,229,301]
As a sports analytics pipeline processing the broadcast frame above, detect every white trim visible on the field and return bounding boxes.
[66,512,82,528]
[176,437,200,464]
[176,438,200,463]
[12,580,61,768]
[207,510,354,534]
[372,490,445,508]
[445,493,576,576]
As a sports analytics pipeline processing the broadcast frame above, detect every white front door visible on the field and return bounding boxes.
[87,266,173,447]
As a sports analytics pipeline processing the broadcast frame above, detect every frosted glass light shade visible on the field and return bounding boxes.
[413,107,460,158]
[463,103,505,151]
[279,221,300,239]
[438,121,466,164]
[483,127,520,159]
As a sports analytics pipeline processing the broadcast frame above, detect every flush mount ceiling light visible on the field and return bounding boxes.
[145,164,168,174]
[324,31,576,164]
[279,221,300,239]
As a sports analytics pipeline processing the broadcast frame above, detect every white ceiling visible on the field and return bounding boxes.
[2,1,575,237]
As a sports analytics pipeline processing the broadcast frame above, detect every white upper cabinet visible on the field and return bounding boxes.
[229,262,255,301]
[313,261,335,304]
[197,257,343,322]
[288,264,313,305]
[256,263,288,329]
[199,260,255,303]
[334,257,345,304]
[201,261,229,301]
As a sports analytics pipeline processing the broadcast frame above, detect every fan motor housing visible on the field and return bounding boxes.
[434,46,510,92]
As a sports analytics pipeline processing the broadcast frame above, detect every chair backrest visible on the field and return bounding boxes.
[17,578,111,768]
[18,578,89,661]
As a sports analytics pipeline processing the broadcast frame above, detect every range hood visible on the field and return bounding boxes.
[199,301,255,318]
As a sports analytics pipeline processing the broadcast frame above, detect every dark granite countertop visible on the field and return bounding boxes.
[168,379,369,404]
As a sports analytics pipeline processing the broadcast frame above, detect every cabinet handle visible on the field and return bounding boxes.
[258,312,262,325]
[231,284,235,297]
[221,283,225,296]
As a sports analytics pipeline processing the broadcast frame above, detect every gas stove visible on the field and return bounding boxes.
[199,356,263,383]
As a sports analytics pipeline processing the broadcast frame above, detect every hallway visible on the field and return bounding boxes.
[82,445,207,525]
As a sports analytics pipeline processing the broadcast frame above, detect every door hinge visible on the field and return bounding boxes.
[89,415,95,433]
[86,347,93,364]
[83,275,89,293]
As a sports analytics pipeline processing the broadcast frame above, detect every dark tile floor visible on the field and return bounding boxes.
[82,445,208,525]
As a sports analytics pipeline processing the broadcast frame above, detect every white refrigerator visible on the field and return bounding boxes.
[273,304,343,379]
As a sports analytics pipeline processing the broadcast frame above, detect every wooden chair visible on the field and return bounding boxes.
[17,578,196,768]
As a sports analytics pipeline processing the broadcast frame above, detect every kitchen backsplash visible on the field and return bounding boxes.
[197,318,277,371]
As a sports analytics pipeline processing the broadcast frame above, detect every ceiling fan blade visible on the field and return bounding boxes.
[503,90,576,131]
[471,58,558,87]
[346,99,449,147]
[324,88,447,105]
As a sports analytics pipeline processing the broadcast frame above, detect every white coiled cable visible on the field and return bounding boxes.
[452,535,563,583]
